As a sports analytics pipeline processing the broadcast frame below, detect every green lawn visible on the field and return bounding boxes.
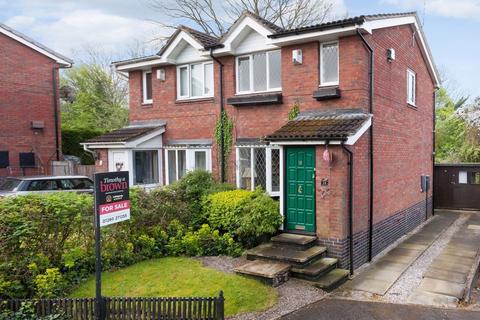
[70,257,277,316]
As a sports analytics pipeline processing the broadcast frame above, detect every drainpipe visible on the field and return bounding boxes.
[341,142,354,276]
[52,66,61,161]
[432,90,437,216]
[357,29,375,262]
[209,48,225,183]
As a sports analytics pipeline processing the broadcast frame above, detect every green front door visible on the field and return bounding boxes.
[285,147,315,233]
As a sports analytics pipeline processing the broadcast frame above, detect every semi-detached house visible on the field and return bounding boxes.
[82,11,439,271]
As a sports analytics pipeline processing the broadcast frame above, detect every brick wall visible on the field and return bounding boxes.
[0,33,61,176]
[125,24,435,268]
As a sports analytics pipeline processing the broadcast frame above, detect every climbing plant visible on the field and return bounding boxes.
[288,101,300,120]
[214,111,234,172]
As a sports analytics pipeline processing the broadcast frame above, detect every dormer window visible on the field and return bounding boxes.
[236,50,282,94]
[142,70,153,104]
[177,62,214,100]
[320,41,339,86]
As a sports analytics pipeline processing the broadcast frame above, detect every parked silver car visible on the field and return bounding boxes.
[0,175,94,197]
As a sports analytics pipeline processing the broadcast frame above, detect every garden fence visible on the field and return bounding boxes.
[0,291,224,320]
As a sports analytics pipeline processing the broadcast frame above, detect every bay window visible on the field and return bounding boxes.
[236,146,280,196]
[320,41,339,86]
[165,148,212,184]
[177,62,214,99]
[236,50,282,94]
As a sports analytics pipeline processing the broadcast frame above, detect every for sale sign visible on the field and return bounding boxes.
[94,171,130,227]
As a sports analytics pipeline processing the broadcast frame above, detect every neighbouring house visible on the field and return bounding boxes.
[0,23,72,177]
[82,11,439,273]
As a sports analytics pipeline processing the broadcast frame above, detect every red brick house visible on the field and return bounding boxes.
[0,23,72,176]
[83,12,439,273]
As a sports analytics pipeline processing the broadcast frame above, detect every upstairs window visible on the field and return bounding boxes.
[320,41,339,86]
[236,50,282,94]
[142,70,153,104]
[177,62,214,99]
[407,69,416,106]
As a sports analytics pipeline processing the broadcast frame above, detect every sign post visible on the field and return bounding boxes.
[93,171,130,320]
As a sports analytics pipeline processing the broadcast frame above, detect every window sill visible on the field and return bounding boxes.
[175,97,215,104]
[313,87,341,101]
[227,92,283,106]
[407,103,417,110]
[141,103,153,108]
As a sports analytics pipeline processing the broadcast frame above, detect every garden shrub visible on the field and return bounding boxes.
[202,187,283,247]
[167,170,236,228]
[0,301,69,320]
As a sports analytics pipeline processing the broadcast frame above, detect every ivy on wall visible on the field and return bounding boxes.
[214,111,234,173]
[288,101,300,120]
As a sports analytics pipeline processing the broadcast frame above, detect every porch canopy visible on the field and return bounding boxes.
[265,109,372,145]
[81,120,166,149]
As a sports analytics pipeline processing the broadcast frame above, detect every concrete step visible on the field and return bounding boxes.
[246,243,326,267]
[271,233,318,250]
[306,268,350,292]
[234,260,290,287]
[291,258,338,280]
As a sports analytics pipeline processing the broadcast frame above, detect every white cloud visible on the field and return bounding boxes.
[382,0,480,20]
[5,9,162,61]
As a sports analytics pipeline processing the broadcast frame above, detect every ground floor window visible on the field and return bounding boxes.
[134,150,159,184]
[165,148,212,184]
[236,146,280,196]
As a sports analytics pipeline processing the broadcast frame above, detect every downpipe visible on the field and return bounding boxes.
[341,142,354,276]
[356,29,375,262]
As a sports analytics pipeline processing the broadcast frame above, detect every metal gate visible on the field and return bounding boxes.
[434,164,480,210]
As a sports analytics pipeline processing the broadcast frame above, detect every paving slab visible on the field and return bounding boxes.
[246,243,326,265]
[425,267,468,284]
[418,277,465,298]
[346,211,458,296]
[349,278,392,295]
[407,290,459,308]
[408,211,480,306]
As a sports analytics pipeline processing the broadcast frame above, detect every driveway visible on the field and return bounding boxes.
[281,298,480,320]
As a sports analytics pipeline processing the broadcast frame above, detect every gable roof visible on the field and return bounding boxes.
[0,23,73,67]
[113,11,438,86]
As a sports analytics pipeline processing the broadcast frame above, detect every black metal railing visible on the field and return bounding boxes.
[0,291,224,320]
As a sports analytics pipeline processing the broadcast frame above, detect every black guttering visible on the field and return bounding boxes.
[356,29,375,263]
[209,45,226,182]
[268,16,365,38]
[341,142,354,276]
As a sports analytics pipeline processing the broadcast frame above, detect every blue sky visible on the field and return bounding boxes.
[1,0,479,97]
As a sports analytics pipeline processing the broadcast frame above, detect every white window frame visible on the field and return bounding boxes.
[142,70,153,104]
[407,69,416,106]
[235,50,282,95]
[235,146,280,196]
[176,62,214,100]
[164,147,212,185]
[320,41,339,87]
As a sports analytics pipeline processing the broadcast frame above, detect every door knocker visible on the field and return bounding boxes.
[298,184,303,194]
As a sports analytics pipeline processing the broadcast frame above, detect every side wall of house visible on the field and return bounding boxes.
[0,33,61,177]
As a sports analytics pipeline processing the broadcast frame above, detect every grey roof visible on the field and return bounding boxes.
[241,11,284,33]
[269,12,417,38]
[0,23,73,66]
[178,25,220,48]
[84,122,165,144]
[166,139,212,146]
[112,55,161,67]
[265,109,371,142]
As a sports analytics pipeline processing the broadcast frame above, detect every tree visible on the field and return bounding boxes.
[148,0,339,37]
[435,88,480,163]
[60,64,128,132]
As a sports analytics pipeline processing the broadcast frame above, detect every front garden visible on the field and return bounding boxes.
[0,170,282,316]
